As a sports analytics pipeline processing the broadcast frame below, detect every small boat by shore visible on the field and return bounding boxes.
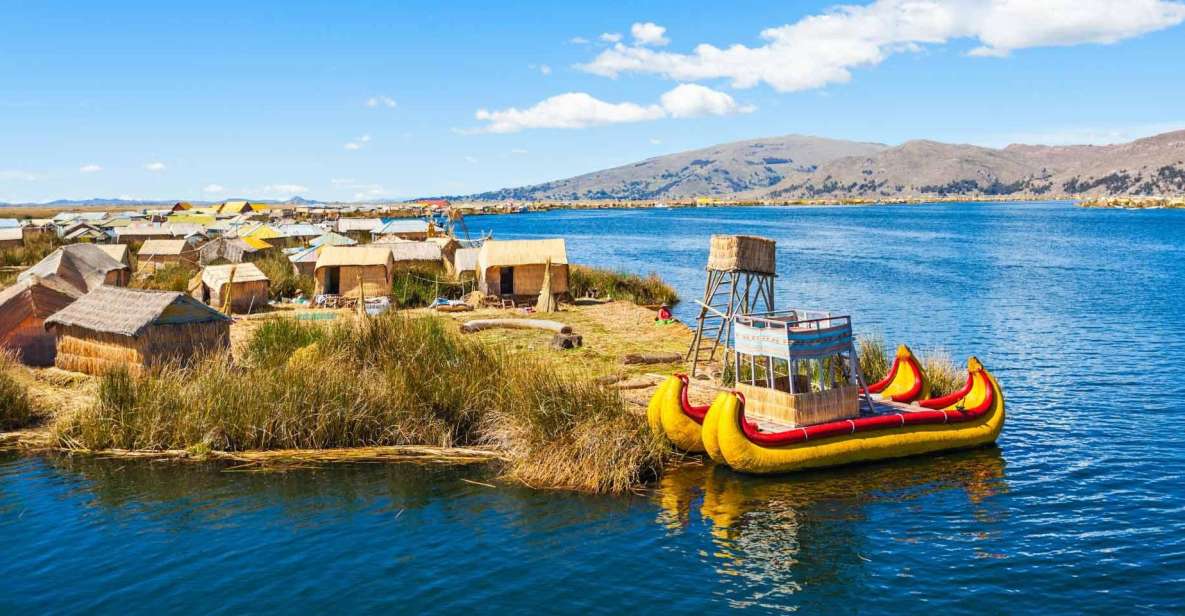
[648,311,1005,474]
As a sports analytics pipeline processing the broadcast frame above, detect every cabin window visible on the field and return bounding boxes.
[500,267,515,295]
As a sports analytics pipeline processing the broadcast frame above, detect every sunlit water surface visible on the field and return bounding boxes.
[4,202,1184,613]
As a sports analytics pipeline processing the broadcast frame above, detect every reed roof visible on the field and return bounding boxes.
[453,247,480,273]
[478,239,568,269]
[138,239,188,256]
[315,245,394,269]
[93,244,130,266]
[45,286,231,337]
[19,244,128,294]
[200,262,270,288]
[383,240,442,263]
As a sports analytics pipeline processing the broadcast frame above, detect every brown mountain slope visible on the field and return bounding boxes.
[469,130,1185,201]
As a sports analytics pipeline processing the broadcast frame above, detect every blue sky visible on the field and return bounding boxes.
[2,0,1184,203]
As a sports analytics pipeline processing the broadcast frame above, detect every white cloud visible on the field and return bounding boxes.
[471,84,751,133]
[978,121,1185,147]
[539,64,552,75]
[631,22,669,46]
[0,169,40,182]
[649,138,663,145]
[344,134,371,150]
[510,148,529,154]
[464,155,479,164]
[144,161,166,172]
[660,83,755,118]
[79,164,102,173]
[581,0,1185,92]
[352,185,388,200]
[262,183,309,197]
[366,96,397,108]
[569,36,590,44]
[203,183,225,194]
[599,32,623,43]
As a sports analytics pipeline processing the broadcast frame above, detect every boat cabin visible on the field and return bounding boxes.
[730,310,871,427]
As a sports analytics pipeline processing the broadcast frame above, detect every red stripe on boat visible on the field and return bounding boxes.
[676,374,709,424]
[737,371,995,447]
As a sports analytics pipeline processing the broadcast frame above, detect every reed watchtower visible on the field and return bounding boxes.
[686,235,776,376]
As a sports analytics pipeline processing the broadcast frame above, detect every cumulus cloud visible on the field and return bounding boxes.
[660,83,755,118]
[471,84,752,133]
[599,32,623,43]
[203,184,224,194]
[569,36,590,44]
[79,164,102,173]
[581,0,1185,91]
[144,161,166,172]
[631,22,669,46]
[366,96,397,108]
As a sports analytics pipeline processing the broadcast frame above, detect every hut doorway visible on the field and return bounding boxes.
[325,266,341,294]
[500,267,514,295]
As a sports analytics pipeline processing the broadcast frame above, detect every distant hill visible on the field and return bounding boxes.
[466,135,888,201]
[465,130,1185,201]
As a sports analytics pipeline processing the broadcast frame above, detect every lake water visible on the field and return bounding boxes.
[4,201,1185,613]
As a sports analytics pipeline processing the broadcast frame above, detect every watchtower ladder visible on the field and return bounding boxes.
[686,235,776,377]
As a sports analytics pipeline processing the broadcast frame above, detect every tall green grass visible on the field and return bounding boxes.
[130,262,199,293]
[0,233,64,267]
[55,314,667,493]
[569,265,678,306]
[859,337,963,398]
[390,267,464,308]
[0,353,35,430]
[255,251,314,300]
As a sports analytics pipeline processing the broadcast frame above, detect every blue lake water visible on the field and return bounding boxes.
[4,201,1185,613]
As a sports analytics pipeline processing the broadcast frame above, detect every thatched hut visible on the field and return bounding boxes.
[379,240,444,272]
[0,276,80,366]
[477,239,569,299]
[197,236,264,266]
[0,227,24,249]
[190,262,270,313]
[44,286,231,376]
[20,243,130,291]
[137,239,190,267]
[452,247,480,280]
[313,245,394,299]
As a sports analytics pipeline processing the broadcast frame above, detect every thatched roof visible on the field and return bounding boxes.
[138,239,188,256]
[0,276,81,335]
[94,244,130,266]
[45,286,230,337]
[315,245,394,269]
[200,262,269,289]
[478,239,568,269]
[453,247,480,273]
[336,218,382,233]
[19,244,128,294]
[382,241,443,263]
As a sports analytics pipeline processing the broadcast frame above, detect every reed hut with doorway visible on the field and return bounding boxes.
[0,276,80,366]
[19,243,130,291]
[44,286,231,376]
[190,262,270,313]
[477,239,568,300]
[313,245,394,299]
[197,236,266,266]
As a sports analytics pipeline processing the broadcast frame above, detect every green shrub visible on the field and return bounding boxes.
[131,262,198,292]
[255,251,314,300]
[0,233,64,268]
[55,314,667,493]
[569,265,678,306]
[390,267,464,308]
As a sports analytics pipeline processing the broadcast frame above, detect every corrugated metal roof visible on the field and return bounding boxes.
[374,219,429,234]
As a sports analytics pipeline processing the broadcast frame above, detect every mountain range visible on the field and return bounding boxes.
[465,130,1185,201]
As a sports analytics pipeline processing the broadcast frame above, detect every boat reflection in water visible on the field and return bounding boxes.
[654,449,1008,608]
